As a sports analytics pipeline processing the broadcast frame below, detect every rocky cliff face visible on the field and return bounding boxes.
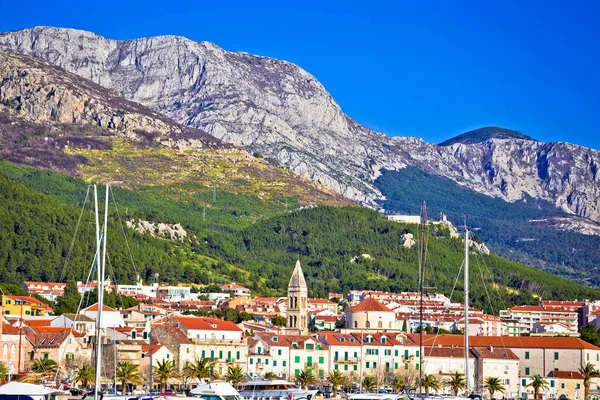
[2,27,600,225]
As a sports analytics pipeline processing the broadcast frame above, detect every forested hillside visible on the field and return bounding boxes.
[1,159,598,313]
[376,168,600,285]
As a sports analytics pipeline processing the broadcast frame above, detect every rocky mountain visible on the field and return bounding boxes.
[0,52,350,206]
[1,27,599,226]
[438,127,536,146]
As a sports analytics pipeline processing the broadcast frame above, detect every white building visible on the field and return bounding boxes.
[81,303,126,329]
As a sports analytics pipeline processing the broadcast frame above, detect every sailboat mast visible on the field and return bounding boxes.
[93,185,102,400]
[464,226,470,394]
[418,201,428,395]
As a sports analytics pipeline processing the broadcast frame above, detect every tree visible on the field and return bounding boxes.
[225,365,246,386]
[362,375,376,392]
[271,316,287,327]
[579,363,599,400]
[0,363,7,383]
[183,357,217,382]
[74,365,95,390]
[153,359,177,392]
[393,376,404,393]
[294,369,317,389]
[444,372,466,396]
[526,375,549,400]
[116,361,141,394]
[483,376,506,399]
[421,374,440,395]
[264,372,277,380]
[327,370,346,396]
[31,358,58,375]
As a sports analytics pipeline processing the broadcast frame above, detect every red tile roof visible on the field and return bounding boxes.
[549,371,584,379]
[25,319,52,327]
[83,303,117,312]
[415,334,600,350]
[173,315,243,332]
[2,323,19,335]
[349,297,393,313]
[141,344,164,356]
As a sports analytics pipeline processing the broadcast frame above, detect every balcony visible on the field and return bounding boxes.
[334,357,359,364]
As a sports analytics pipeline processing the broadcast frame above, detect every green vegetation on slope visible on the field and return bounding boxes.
[200,206,599,313]
[375,167,600,285]
[1,159,598,313]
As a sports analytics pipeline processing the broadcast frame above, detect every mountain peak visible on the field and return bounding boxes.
[438,127,537,146]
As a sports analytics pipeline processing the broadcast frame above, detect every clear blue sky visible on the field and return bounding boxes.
[2,0,599,149]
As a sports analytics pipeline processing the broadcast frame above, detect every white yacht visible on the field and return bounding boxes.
[0,382,55,400]
[237,379,317,400]
[165,382,241,400]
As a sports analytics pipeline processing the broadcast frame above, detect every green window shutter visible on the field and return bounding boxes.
[551,381,555,388]
[219,350,223,359]
[561,383,565,389]
[395,350,398,357]
[373,362,377,368]
[228,351,232,360]
[405,363,408,370]
[334,351,338,360]
[525,367,530,375]
[366,362,370,368]
[416,363,419,370]
[210,350,214,358]
[278,349,282,356]
[237,351,240,359]
[522,379,527,387]
[273,361,277,366]
[319,357,324,364]
[307,356,312,365]
[295,356,300,363]
[265,359,269,365]
[554,352,559,360]
[587,353,590,361]
[44,353,48,360]
[354,365,357,371]
[577,384,581,389]
[202,350,206,358]
[258,347,262,353]
[525,352,529,360]
[416,350,420,357]
[319,370,324,378]
[395,363,398,369]
[283,361,286,366]
[295,369,300,376]
[344,365,348,371]
[334,364,338,370]
[404,350,408,358]
[354,352,358,358]
[250,358,254,365]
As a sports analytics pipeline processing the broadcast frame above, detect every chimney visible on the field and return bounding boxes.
[489,345,493,351]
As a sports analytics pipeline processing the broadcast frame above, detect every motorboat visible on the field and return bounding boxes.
[165,382,242,400]
[237,379,317,400]
[0,382,55,400]
[348,394,410,400]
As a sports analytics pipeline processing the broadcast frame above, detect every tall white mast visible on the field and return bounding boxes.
[94,185,109,400]
[464,226,470,394]
[93,185,102,400]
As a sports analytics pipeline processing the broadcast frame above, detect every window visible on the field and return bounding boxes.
[405,363,409,370]
[525,368,530,375]
[554,352,559,360]
[278,349,282,356]
[250,358,254,365]
[210,350,214,359]
[416,363,420,370]
[366,362,370,368]
[551,381,555,388]
[273,361,277,366]
[295,369,300,376]
[378,321,383,328]
[416,350,420,357]
[166,354,170,359]
[587,353,590,361]
[295,356,300,363]
[354,365,357,371]
[577,384,581,389]
[219,350,223,359]
[344,365,348,371]
[202,350,206,358]
[43,353,49,360]
[306,343,314,350]
[319,357,324,364]
[307,356,313,366]
[334,364,338,370]
[354,352,358,358]
[366,321,370,329]
[561,383,565,389]
[283,361,286,366]
[522,379,527,387]
[237,351,241,359]
[258,347,262,354]
[354,321,358,328]
[373,362,377,368]
[525,351,530,360]
[265,359,269,365]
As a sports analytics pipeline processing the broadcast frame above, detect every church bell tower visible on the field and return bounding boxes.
[287,260,308,335]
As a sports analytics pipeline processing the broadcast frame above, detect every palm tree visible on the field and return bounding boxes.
[226,365,246,387]
[579,363,600,400]
[526,375,549,400]
[393,376,404,393]
[362,376,377,393]
[31,358,58,375]
[421,374,440,395]
[444,372,466,396]
[183,357,217,382]
[153,359,177,392]
[75,365,95,390]
[327,370,346,396]
[264,371,277,380]
[117,361,141,394]
[295,368,317,389]
[0,363,7,384]
[483,376,506,399]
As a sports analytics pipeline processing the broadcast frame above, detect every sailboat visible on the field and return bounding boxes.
[415,203,473,400]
